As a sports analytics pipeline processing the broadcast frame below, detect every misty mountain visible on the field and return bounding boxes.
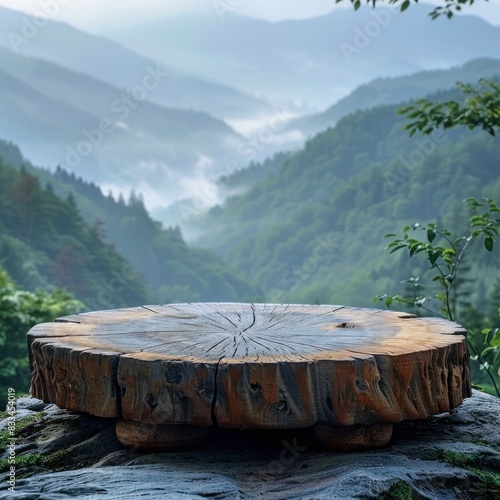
[187,85,500,308]
[0,66,98,144]
[0,5,270,119]
[151,151,293,229]
[0,146,152,308]
[0,48,245,203]
[156,57,500,226]
[290,58,500,135]
[104,4,500,113]
[0,139,261,306]
[0,49,234,137]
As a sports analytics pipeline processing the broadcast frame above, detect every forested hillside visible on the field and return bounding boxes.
[0,47,244,205]
[0,159,151,309]
[0,142,260,308]
[190,87,500,310]
[292,58,500,134]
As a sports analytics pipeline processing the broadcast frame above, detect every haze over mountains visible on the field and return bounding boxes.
[0,6,269,119]
[290,58,500,136]
[152,57,500,228]
[0,46,245,204]
[1,3,500,215]
[0,139,260,308]
[186,87,500,310]
[105,4,500,112]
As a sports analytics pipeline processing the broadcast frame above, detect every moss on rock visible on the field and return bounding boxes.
[385,481,413,500]
[0,413,41,454]
[439,450,500,499]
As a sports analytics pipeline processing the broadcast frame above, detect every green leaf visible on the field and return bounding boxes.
[385,296,394,308]
[484,236,494,252]
[389,245,406,254]
[400,0,411,12]
[482,346,496,355]
[470,215,484,224]
[409,244,420,257]
[491,330,500,347]
[427,229,436,243]
[428,250,440,266]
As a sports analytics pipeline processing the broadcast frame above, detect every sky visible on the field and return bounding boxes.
[0,0,499,29]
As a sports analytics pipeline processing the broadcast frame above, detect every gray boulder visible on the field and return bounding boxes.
[1,390,499,499]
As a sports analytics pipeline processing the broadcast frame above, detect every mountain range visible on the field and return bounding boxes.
[0,45,244,204]
[105,4,500,112]
[2,5,500,213]
[290,58,500,135]
[186,84,500,310]
[152,57,500,227]
[0,139,260,308]
[0,6,269,119]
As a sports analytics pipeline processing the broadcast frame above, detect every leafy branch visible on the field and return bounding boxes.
[376,198,500,396]
[482,312,500,383]
[336,0,484,20]
[399,80,500,137]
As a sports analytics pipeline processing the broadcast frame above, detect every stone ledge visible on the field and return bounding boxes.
[1,390,499,499]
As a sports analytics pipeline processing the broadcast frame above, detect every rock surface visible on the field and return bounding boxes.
[1,390,500,499]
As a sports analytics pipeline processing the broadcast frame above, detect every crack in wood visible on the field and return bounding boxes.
[242,304,256,333]
[211,356,225,427]
[206,337,228,354]
[141,305,199,320]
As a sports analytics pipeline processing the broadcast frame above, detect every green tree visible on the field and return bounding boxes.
[0,267,83,407]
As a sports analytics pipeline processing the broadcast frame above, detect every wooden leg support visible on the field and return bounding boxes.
[116,420,210,451]
[312,422,393,451]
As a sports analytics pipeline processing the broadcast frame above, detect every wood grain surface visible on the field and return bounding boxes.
[27,303,471,428]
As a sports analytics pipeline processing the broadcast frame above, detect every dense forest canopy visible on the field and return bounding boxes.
[0,140,261,308]
[189,89,500,309]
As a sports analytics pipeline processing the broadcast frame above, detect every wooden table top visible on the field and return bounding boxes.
[27,303,471,429]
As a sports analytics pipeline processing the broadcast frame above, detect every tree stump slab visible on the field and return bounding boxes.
[27,303,471,450]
